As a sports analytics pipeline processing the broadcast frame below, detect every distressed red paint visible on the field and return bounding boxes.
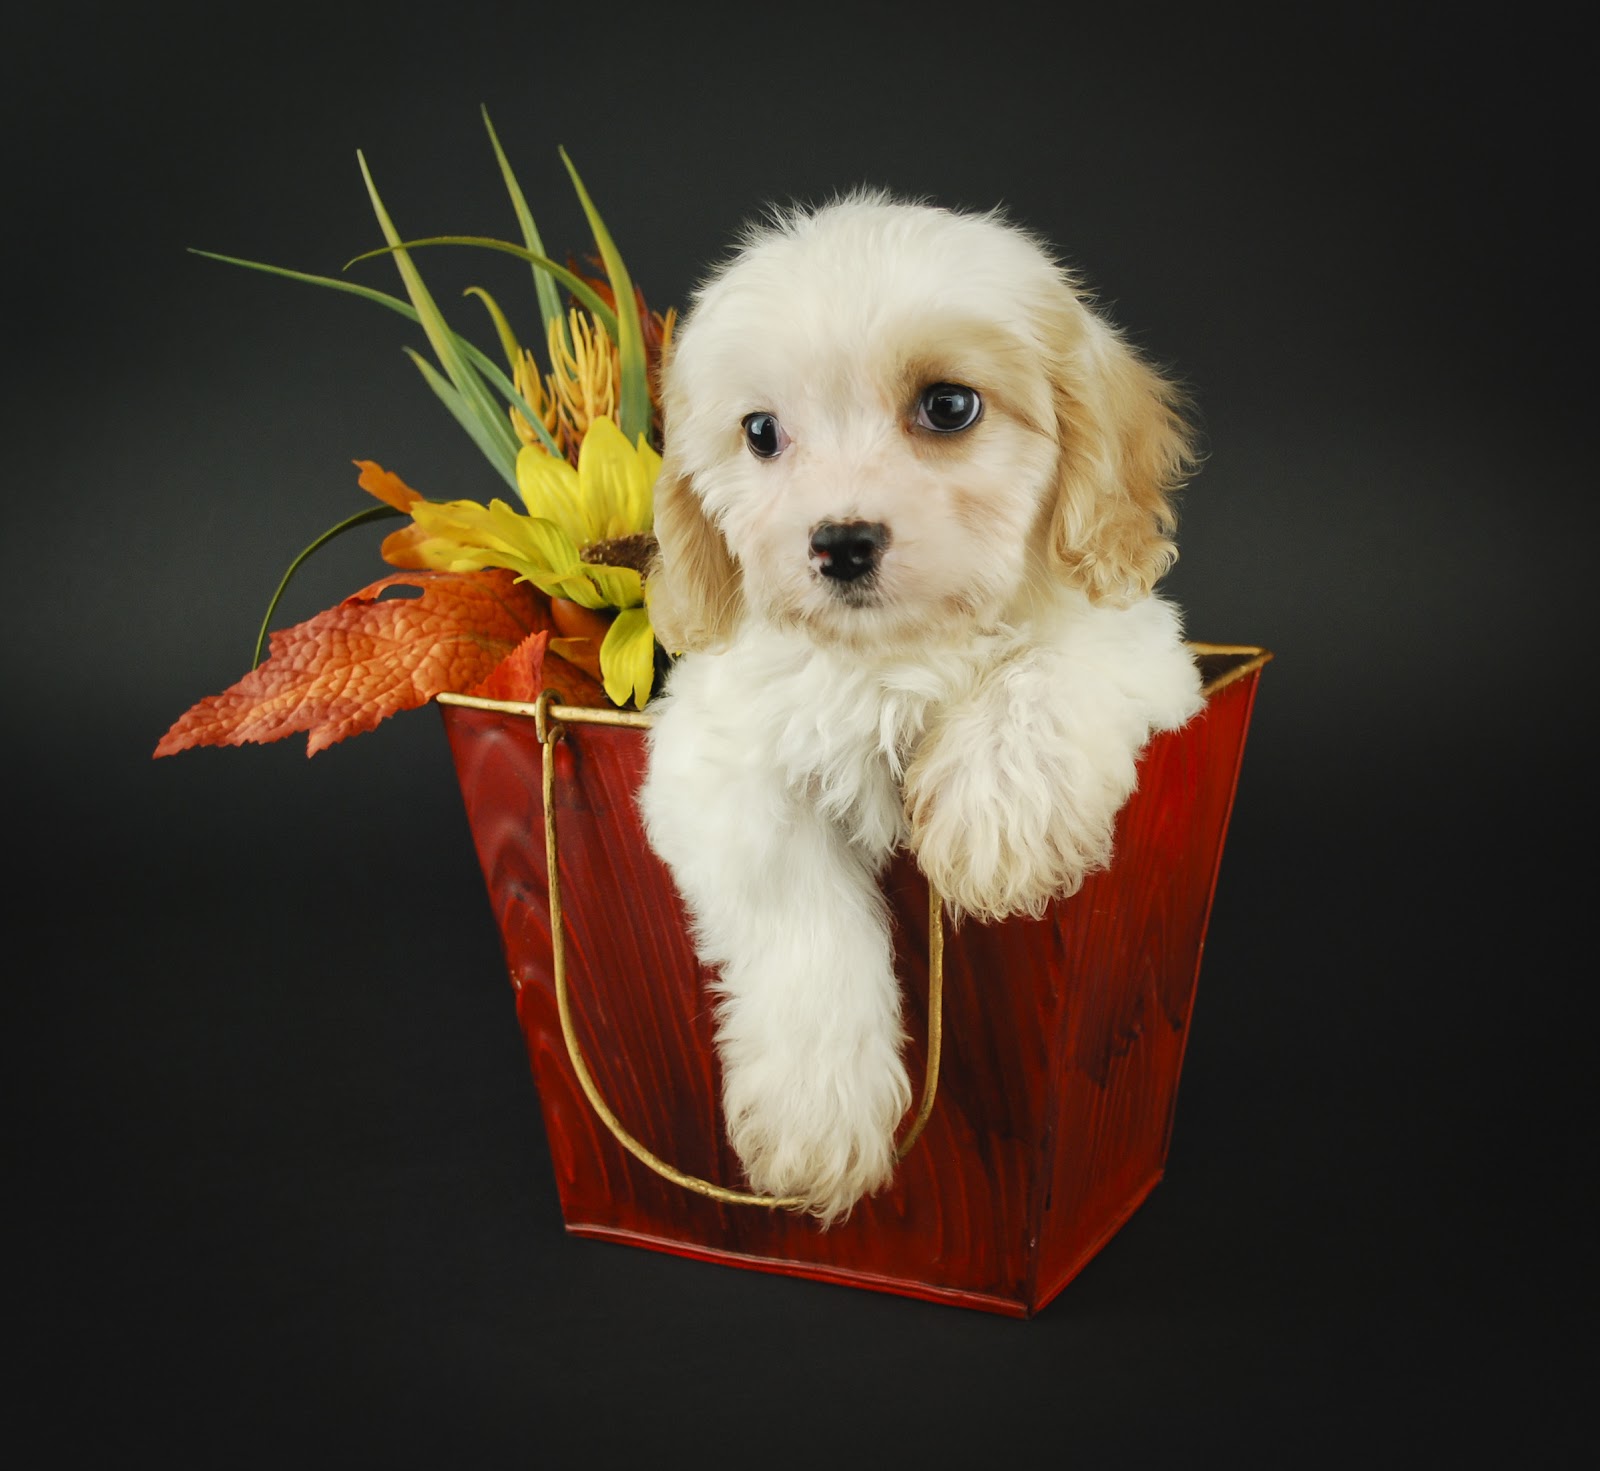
[441,646,1269,1317]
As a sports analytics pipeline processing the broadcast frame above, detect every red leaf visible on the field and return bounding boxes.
[155,569,549,758]
[468,627,610,708]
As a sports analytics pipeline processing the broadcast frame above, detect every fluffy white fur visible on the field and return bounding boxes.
[637,193,1204,1224]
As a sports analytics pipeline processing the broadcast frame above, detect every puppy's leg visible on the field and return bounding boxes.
[640,707,910,1225]
[905,674,1128,919]
[904,626,1201,922]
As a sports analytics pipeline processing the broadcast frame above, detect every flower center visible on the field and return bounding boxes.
[581,533,658,576]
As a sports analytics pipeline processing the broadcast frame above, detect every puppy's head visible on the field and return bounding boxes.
[648,192,1195,654]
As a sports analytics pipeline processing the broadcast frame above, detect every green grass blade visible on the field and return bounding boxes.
[253,503,406,667]
[357,153,520,464]
[461,285,565,459]
[559,149,650,445]
[345,236,617,338]
[480,107,568,354]
[403,348,519,490]
[190,248,562,461]
[192,247,431,321]
[484,369,563,460]
[463,285,522,370]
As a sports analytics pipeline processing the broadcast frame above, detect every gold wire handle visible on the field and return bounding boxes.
[532,691,944,1210]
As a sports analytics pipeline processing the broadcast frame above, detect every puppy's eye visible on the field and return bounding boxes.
[916,383,982,433]
[742,411,789,459]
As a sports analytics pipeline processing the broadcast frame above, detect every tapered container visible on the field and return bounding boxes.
[438,644,1269,1317]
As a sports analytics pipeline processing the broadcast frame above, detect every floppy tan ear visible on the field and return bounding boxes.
[647,457,743,653]
[1042,296,1198,604]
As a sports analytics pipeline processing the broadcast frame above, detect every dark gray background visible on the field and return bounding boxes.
[7,2,1587,1462]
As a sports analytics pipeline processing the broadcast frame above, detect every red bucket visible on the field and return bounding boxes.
[438,643,1270,1317]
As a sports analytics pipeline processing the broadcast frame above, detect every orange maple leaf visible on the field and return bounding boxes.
[155,568,549,758]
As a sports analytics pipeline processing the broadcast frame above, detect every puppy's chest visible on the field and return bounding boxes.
[772,671,957,856]
[725,628,1011,852]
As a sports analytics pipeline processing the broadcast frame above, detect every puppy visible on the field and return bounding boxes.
[637,192,1204,1224]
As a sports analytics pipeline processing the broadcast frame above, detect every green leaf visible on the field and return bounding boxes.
[345,236,618,339]
[253,503,406,668]
[462,282,569,470]
[402,348,519,490]
[191,246,565,463]
[480,107,568,355]
[192,247,430,321]
[191,250,500,390]
[461,331,564,459]
[356,153,521,464]
[560,149,651,446]
[463,285,522,371]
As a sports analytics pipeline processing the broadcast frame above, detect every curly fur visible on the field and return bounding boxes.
[638,192,1204,1223]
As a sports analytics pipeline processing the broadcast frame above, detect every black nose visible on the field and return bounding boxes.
[810,520,889,582]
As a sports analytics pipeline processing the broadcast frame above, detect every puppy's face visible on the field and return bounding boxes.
[650,197,1192,654]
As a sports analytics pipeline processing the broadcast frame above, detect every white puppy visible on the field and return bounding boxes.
[637,192,1204,1224]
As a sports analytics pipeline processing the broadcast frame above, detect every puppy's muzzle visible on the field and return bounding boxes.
[810,520,890,586]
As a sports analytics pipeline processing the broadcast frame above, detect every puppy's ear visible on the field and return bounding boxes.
[647,457,742,652]
[1042,296,1197,604]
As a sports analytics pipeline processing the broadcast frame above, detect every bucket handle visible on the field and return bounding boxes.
[534,693,944,1210]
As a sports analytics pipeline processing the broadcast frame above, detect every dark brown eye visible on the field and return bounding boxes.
[742,411,789,459]
[916,383,982,433]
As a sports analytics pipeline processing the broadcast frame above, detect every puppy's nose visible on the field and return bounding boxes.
[810,520,889,582]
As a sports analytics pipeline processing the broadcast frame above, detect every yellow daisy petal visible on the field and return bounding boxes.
[576,414,654,541]
[403,498,605,605]
[515,444,592,546]
[581,563,644,610]
[599,606,657,707]
[573,415,631,540]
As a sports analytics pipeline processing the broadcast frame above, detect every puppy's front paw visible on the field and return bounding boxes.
[904,710,1126,921]
[720,1034,911,1226]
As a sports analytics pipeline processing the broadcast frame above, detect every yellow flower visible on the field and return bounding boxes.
[544,310,618,451]
[517,412,647,537]
[596,605,657,710]
[508,312,624,463]
[383,412,661,706]
[508,347,560,450]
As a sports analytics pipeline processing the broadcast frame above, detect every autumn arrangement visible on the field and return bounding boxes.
[156,112,670,762]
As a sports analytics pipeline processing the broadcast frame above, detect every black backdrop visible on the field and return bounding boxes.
[7,3,1588,1462]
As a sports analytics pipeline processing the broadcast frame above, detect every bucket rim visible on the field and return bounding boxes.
[436,642,1274,728]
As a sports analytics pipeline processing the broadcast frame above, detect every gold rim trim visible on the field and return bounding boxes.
[436,641,1273,726]
[528,691,943,1211]
[1189,643,1274,697]
[437,689,653,731]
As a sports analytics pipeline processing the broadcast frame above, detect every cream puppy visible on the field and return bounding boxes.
[637,193,1203,1223]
